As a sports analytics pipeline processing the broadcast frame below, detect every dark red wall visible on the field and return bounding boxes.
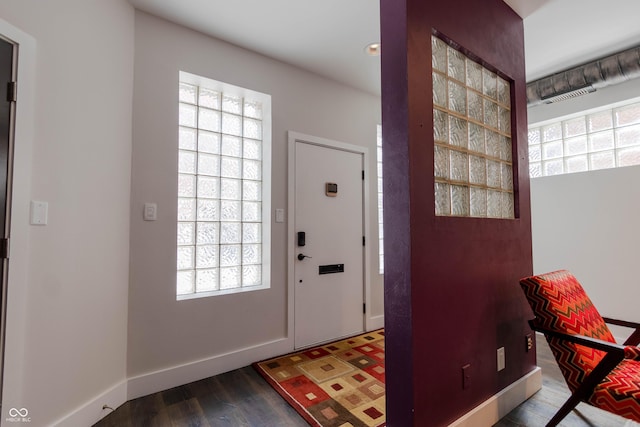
[381,0,536,425]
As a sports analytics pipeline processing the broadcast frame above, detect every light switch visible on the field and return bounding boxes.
[275,208,284,223]
[30,201,48,225]
[144,203,157,221]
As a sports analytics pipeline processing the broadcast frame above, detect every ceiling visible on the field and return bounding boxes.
[128,0,640,96]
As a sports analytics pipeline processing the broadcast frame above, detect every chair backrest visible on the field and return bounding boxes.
[519,270,616,393]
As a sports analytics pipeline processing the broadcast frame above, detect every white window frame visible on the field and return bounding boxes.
[177,71,271,300]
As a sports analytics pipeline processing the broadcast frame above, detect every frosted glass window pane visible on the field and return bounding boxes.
[466,60,483,92]
[470,188,487,217]
[565,136,588,156]
[222,113,242,136]
[179,103,197,127]
[542,141,563,160]
[243,160,262,181]
[196,245,218,269]
[469,155,486,185]
[434,183,451,216]
[590,151,615,170]
[197,176,219,199]
[486,160,501,188]
[220,267,241,289]
[615,104,640,127]
[434,109,449,142]
[179,127,197,150]
[589,131,614,152]
[431,36,447,73]
[497,77,509,105]
[544,159,564,176]
[242,265,261,287]
[617,146,640,167]
[501,163,513,190]
[197,222,219,245]
[197,199,219,221]
[196,269,219,292]
[483,99,498,129]
[244,100,263,119]
[198,153,220,176]
[220,223,241,244]
[220,245,241,267]
[178,174,196,197]
[178,198,196,221]
[468,90,483,123]
[243,244,261,265]
[177,246,194,270]
[434,145,449,179]
[485,130,500,158]
[244,118,262,139]
[377,178,383,193]
[198,131,220,154]
[221,156,242,178]
[502,192,514,219]
[529,145,541,162]
[468,123,485,153]
[542,123,562,142]
[565,155,588,173]
[198,108,221,132]
[220,178,242,200]
[177,271,195,295]
[588,111,613,132]
[433,72,447,108]
[487,190,502,218]
[221,135,242,157]
[243,139,262,160]
[449,116,468,148]
[243,223,261,244]
[178,222,195,246]
[483,69,497,99]
[500,136,512,162]
[179,83,197,104]
[242,202,261,222]
[499,107,511,133]
[221,200,241,221]
[179,150,197,174]
[447,47,465,82]
[564,117,587,138]
[243,181,262,201]
[450,150,468,182]
[451,185,469,216]
[199,88,220,110]
[448,80,467,115]
[222,94,242,114]
[529,162,542,178]
[528,129,541,145]
[615,124,640,148]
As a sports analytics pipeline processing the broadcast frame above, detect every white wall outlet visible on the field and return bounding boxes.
[30,200,48,225]
[143,203,157,221]
[275,208,285,223]
[497,347,506,371]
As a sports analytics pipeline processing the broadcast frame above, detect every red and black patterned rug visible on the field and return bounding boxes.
[253,330,385,427]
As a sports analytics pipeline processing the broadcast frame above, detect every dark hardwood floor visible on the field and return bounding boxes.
[95,335,639,426]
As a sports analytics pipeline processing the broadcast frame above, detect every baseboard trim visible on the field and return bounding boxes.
[127,336,292,400]
[367,314,384,330]
[51,380,127,427]
[448,367,542,427]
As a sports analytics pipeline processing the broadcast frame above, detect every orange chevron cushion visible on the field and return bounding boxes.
[519,270,616,392]
[589,359,640,422]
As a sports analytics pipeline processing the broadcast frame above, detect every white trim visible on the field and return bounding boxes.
[126,337,290,400]
[287,131,377,344]
[448,367,542,427]
[51,381,127,427]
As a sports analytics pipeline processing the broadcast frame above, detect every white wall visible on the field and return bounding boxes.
[128,11,382,397]
[529,78,640,335]
[0,1,134,425]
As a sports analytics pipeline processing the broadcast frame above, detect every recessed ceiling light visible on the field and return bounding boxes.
[365,43,381,56]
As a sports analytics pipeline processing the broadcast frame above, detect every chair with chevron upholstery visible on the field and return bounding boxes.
[519,270,640,426]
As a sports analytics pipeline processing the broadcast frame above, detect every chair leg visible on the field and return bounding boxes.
[546,393,582,427]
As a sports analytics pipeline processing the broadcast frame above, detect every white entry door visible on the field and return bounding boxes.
[293,138,365,349]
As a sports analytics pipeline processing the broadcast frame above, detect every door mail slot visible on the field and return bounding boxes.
[319,264,344,275]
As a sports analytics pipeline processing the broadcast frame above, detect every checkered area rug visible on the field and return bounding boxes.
[253,330,385,427]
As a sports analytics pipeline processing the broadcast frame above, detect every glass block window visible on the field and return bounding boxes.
[376,125,384,275]
[177,71,271,299]
[528,99,640,177]
[432,35,514,219]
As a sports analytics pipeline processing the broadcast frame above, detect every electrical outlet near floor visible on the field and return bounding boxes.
[497,347,505,371]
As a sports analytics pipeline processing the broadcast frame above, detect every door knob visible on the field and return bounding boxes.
[297,253,312,261]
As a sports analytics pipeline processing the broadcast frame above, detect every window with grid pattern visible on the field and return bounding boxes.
[376,125,384,275]
[177,72,271,299]
[528,99,640,177]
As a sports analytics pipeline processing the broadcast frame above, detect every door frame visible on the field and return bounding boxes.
[287,131,372,345]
